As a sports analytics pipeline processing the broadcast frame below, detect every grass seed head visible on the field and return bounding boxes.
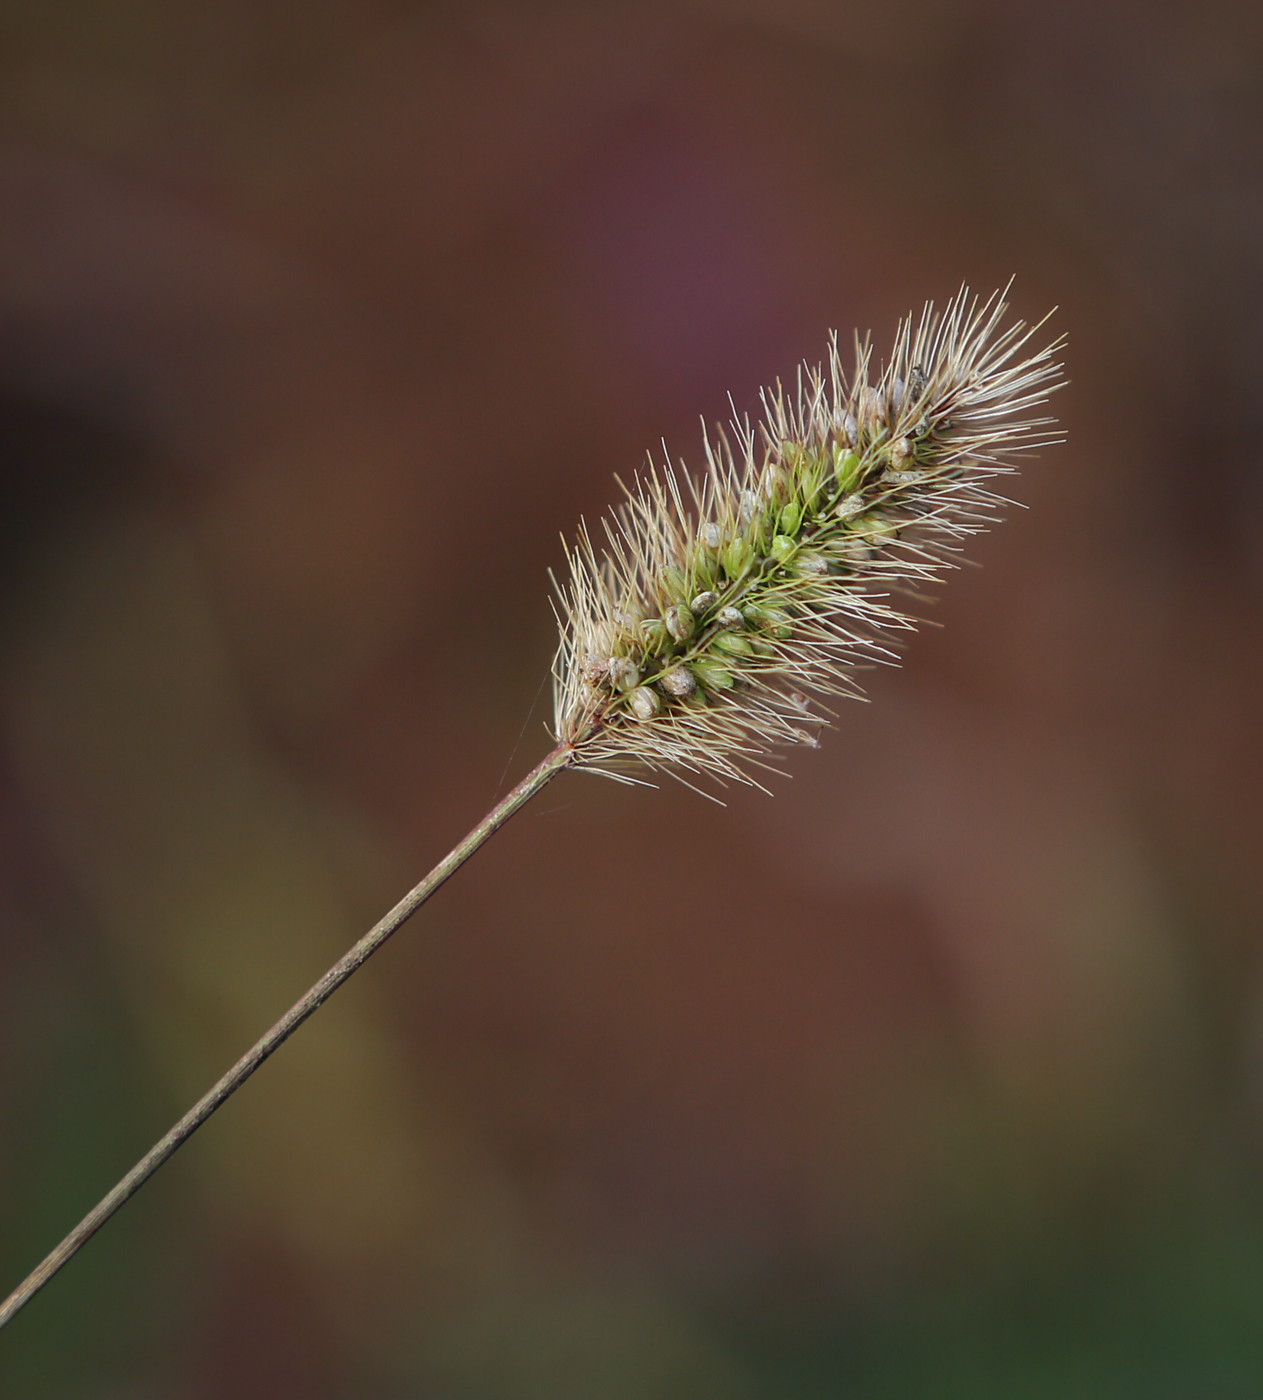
[552,286,1065,792]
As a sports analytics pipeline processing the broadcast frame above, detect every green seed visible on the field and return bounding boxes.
[746,604,792,639]
[770,534,796,564]
[835,449,862,493]
[661,567,687,599]
[723,536,753,578]
[780,501,802,535]
[607,656,640,691]
[793,551,829,575]
[849,513,899,538]
[665,603,695,642]
[714,631,753,657]
[798,460,826,507]
[691,659,735,690]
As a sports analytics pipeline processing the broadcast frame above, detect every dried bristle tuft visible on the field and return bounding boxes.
[551,286,1065,791]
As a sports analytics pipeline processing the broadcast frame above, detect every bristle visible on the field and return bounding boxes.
[552,287,1065,788]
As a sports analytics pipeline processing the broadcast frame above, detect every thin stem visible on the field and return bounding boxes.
[0,742,572,1333]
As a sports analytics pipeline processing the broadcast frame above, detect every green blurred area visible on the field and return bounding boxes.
[1,933,190,1395]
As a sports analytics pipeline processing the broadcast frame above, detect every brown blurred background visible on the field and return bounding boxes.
[1,1,1262,1395]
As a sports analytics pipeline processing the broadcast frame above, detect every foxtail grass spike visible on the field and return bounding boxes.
[553,286,1064,790]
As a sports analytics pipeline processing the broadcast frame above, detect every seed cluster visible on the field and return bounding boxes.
[552,288,1064,790]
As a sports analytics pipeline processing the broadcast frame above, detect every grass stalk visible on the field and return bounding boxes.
[0,742,572,1331]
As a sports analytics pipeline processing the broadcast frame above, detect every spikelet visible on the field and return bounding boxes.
[552,287,1064,791]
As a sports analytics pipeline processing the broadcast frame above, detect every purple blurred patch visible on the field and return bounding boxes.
[545,111,814,414]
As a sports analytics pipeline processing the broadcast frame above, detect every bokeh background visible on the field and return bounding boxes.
[1,1,1262,1395]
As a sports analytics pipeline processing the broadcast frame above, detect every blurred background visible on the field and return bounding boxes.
[0,1,1261,1395]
